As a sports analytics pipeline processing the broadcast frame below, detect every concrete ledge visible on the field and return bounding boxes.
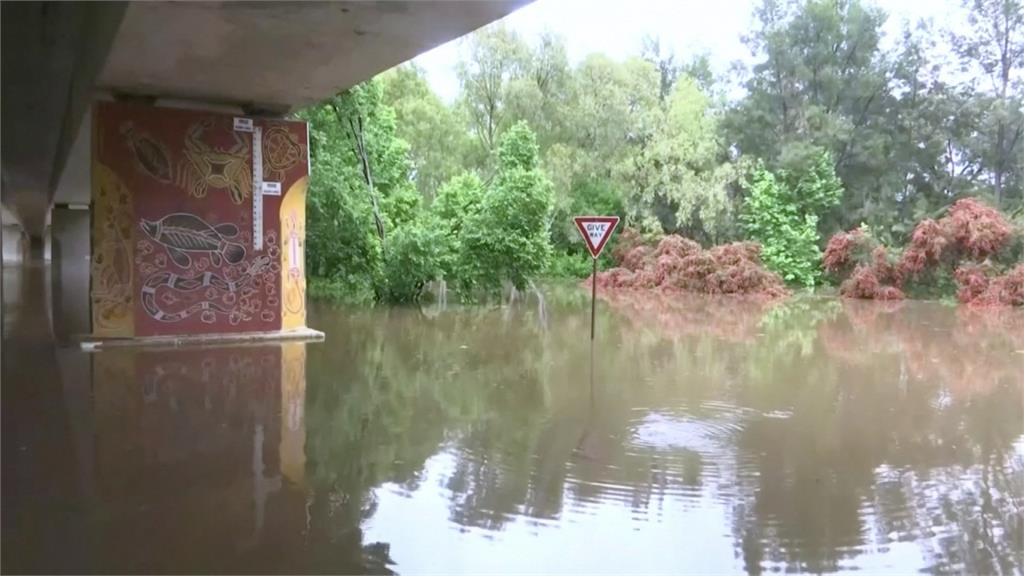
[77,327,324,351]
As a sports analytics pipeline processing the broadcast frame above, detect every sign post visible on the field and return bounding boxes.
[573,216,620,340]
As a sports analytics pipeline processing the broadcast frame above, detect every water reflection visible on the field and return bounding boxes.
[3,267,1022,573]
[303,296,1022,574]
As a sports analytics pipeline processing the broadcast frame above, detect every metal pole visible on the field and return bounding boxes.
[590,257,597,340]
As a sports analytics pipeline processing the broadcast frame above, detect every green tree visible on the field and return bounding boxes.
[741,153,843,286]
[301,79,418,301]
[726,0,891,231]
[506,31,573,152]
[380,63,472,200]
[457,24,532,159]
[433,172,486,236]
[460,122,554,292]
[619,75,739,243]
[383,215,450,303]
[951,0,1024,208]
[433,172,486,279]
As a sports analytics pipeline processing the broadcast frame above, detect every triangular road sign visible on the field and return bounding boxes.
[574,216,620,258]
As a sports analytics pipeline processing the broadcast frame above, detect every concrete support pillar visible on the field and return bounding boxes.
[51,206,90,341]
[25,233,46,262]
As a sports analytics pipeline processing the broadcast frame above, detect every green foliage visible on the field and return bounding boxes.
[301,91,383,297]
[456,24,533,156]
[741,154,843,287]
[380,184,421,229]
[301,4,1023,303]
[546,179,623,276]
[460,122,554,291]
[431,172,485,280]
[546,252,595,278]
[383,216,451,303]
[620,75,739,242]
[380,64,472,199]
[433,172,486,235]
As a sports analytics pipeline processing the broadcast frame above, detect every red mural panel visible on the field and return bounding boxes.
[93,102,308,336]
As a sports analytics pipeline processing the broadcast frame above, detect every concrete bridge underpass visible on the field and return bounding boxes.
[1,0,526,341]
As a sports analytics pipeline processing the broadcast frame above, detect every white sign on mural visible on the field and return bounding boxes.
[261,181,282,196]
[234,117,254,132]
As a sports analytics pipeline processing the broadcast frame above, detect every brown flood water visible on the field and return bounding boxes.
[3,266,1023,574]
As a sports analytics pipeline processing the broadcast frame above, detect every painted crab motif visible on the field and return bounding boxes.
[175,119,251,204]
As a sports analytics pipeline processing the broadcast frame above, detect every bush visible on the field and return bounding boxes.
[740,154,842,287]
[825,198,1021,305]
[593,230,787,298]
[547,252,595,278]
[459,122,554,292]
[823,225,874,277]
[382,218,451,303]
[955,263,1024,307]
[433,172,485,236]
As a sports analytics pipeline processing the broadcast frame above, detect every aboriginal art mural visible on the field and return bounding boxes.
[91,102,309,337]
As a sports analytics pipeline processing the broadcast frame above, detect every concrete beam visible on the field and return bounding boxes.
[1,2,126,236]
[3,1,528,234]
[98,1,526,111]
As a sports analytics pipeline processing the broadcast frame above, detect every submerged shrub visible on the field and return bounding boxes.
[943,198,1013,260]
[594,231,787,298]
[823,226,873,276]
[825,198,1020,305]
[955,263,1024,307]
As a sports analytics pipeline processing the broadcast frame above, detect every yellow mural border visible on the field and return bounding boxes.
[279,176,307,330]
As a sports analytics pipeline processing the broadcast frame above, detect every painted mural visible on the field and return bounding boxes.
[91,102,309,337]
[280,177,308,330]
[91,164,134,336]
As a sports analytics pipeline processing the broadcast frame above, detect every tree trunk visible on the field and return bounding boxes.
[348,116,387,252]
[330,102,386,252]
[993,121,1003,207]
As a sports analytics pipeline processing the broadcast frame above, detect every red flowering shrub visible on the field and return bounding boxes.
[611,228,654,263]
[902,219,948,275]
[953,263,993,304]
[943,198,1013,260]
[679,252,717,278]
[957,263,1024,307]
[875,286,907,300]
[598,267,636,289]
[653,254,685,285]
[706,262,789,298]
[871,246,904,286]
[621,245,652,271]
[593,233,787,298]
[653,235,702,260]
[841,265,884,299]
[709,242,762,267]
[823,228,871,274]
[826,198,1020,305]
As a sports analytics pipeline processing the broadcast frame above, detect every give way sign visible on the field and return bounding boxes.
[574,216,620,259]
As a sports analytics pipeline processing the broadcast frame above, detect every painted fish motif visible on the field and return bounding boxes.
[140,213,245,268]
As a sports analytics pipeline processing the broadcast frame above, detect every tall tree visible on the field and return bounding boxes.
[301,79,417,298]
[456,25,531,158]
[727,0,892,231]
[641,35,681,102]
[618,75,740,242]
[881,21,988,239]
[951,0,1024,207]
[460,122,554,292]
[380,63,472,200]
